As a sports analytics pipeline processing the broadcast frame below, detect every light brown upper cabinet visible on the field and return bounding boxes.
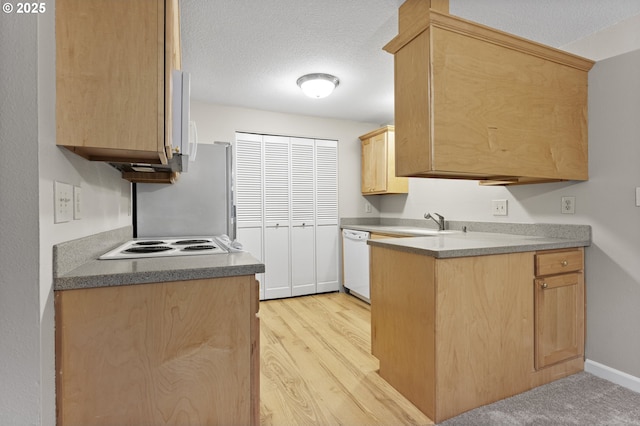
[360,126,409,195]
[384,0,595,185]
[56,0,181,176]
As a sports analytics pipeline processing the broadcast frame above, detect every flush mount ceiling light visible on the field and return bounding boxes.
[296,73,340,99]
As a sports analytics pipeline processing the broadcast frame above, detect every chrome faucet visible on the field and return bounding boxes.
[424,212,446,231]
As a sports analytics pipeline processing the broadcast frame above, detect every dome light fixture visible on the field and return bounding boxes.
[296,73,340,99]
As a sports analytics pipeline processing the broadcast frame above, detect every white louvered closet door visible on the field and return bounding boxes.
[263,135,291,299]
[290,138,316,297]
[234,133,265,298]
[315,139,339,293]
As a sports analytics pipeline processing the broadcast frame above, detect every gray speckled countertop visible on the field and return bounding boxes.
[366,231,588,258]
[341,220,590,259]
[53,227,265,291]
[54,252,265,290]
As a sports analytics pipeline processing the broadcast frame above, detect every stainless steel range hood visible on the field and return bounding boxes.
[110,154,189,184]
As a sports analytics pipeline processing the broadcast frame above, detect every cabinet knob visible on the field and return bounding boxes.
[302,222,306,227]
[561,260,568,267]
[541,282,548,289]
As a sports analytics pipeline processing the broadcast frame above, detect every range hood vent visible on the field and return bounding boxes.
[110,154,189,184]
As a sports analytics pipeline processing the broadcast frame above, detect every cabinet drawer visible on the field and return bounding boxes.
[535,249,583,276]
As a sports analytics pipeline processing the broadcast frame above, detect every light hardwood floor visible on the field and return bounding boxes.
[259,292,433,425]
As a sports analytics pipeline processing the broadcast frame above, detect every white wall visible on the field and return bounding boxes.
[1,3,133,425]
[37,4,133,424]
[190,100,382,218]
[1,12,40,426]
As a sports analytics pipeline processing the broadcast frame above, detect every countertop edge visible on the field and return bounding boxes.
[342,220,591,258]
[53,233,266,291]
[368,237,590,258]
[54,262,265,291]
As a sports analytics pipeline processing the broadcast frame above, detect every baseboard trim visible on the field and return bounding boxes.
[585,359,640,394]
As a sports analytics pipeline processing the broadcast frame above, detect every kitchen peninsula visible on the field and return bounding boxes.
[53,227,264,426]
[365,223,589,423]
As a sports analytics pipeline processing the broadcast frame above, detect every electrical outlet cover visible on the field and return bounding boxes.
[491,199,508,216]
[561,196,576,214]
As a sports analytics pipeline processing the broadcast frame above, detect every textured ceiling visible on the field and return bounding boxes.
[181,0,640,125]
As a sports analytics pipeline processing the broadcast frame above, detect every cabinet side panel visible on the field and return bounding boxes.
[54,293,66,426]
[385,130,410,193]
[56,0,161,155]
[394,31,432,177]
[56,277,252,425]
[435,253,534,422]
[370,246,436,418]
[164,0,182,159]
[250,279,260,426]
[430,27,588,180]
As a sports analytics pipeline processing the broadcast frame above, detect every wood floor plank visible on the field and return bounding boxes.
[260,293,433,425]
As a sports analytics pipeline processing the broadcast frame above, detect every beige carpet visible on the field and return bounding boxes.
[439,372,640,425]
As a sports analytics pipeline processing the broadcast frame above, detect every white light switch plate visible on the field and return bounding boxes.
[54,181,73,223]
[636,187,640,207]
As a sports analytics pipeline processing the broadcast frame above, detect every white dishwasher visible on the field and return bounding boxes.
[342,229,371,303]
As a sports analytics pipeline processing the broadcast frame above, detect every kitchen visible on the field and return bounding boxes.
[2,0,640,425]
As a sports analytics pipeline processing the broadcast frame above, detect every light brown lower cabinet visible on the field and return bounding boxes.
[534,248,585,369]
[55,276,260,426]
[370,246,585,423]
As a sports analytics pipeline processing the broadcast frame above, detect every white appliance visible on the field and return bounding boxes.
[135,143,235,239]
[342,229,371,302]
[99,236,228,260]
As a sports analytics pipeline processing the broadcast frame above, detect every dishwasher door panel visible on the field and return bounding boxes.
[342,229,371,302]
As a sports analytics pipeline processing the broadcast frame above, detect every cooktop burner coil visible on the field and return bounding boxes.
[133,240,166,246]
[173,239,212,245]
[181,245,217,251]
[124,246,173,254]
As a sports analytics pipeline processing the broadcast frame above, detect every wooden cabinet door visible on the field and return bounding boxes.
[56,0,169,163]
[385,10,593,185]
[534,272,585,369]
[361,127,408,194]
[55,277,254,426]
[362,133,388,193]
